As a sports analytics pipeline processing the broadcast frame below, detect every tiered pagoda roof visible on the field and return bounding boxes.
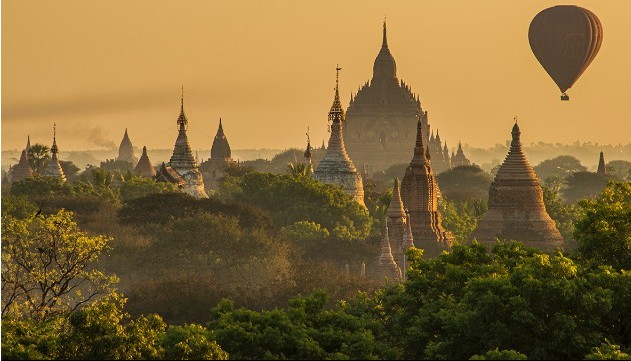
[313,67,365,207]
[472,123,563,251]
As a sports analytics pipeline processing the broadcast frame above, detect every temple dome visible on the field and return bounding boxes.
[372,22,397,80]
[210,118,231,160]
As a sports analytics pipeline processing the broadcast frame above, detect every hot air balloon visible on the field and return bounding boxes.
[528,5,603,101]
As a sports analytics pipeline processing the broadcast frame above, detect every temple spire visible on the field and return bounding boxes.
[304,128,313,174]
[597,151,606,176]
[382,20,388,49]
[375,221,401,281]
[314,67,365,207]
[387,178,406,218]
[51,123,58,155]
[412,118,427,163]
[177,86,187,129]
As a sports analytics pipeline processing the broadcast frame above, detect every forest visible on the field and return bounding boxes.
[2,147,631,360]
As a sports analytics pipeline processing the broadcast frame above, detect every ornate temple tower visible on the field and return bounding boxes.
[134,146,156,177]
[117,129,137,164]
[400,119,451,257]
[313,67,366,207]
[344,22,450,173]
[386,178,407,268]
[43,124,66,182]
[11,136,33,183]
[472,122,563,251]
[11,149,33,183]
[372,222,402,282]
[200,119,236,190]
[159,93,207,198]
[304,131,314,174]
[451,142,471,167]
[597,151,606,176]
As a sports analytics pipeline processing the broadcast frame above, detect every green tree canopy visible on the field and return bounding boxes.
[534,155,587,181]
[221,172,373,241]
[436,165,493,201]
[1,209,118,320]
[575,181,631,270]
[27,143,51,175]
[563,171,609,203]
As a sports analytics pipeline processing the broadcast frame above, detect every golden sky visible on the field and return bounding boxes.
[2,0,630,152]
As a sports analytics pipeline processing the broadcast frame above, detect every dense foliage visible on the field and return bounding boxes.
[3,158,631,360]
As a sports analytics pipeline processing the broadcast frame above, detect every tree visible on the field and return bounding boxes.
[1,209,118,320]
[469,349,528,360]
[1,292,229,360]
[436,165,493,201]
[59,160,80,181]
[280,221,330,255]
[10,176,73,198]
[210,291,398,360]
[27,143,51,175]
[368,242,631,359]
[563,171,609,203]
[439,198,487,243]
[542,185,582,247]
[607,160,631,181]
[584,342,631,360]
[99,159,134,172]
[575,181,631,270]
[534,155,587,181]
[118,176,177,202]
[161,324,228,360]
[220,171,373,241]
[287,162,311,177]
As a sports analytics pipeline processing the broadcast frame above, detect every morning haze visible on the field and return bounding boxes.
[2,0,630,152]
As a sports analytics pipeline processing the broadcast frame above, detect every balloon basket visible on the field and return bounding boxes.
[561,93,569,101]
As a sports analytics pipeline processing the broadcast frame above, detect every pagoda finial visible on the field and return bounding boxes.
[514,115,518,124]
[382,18,388,48]
[51,123,58,155]
[177,88,188,129]
[328,66,345,123]
[412,115,427,162]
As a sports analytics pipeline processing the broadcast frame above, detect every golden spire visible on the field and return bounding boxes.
[177,86,187,129]
[382,18,388,48]
[328,66,345,123]
[51,123,58,155]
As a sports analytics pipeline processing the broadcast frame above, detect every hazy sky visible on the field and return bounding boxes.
[2,0,630,153]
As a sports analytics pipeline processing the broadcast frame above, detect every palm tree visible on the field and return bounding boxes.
[287,162,311,178]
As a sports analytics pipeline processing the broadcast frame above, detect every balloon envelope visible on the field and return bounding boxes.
[528,5,603,96]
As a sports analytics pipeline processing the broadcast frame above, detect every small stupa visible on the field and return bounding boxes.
[472,121,563,251]
[134,146,156,177]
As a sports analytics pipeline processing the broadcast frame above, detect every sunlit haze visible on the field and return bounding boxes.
[2,0,630,151]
